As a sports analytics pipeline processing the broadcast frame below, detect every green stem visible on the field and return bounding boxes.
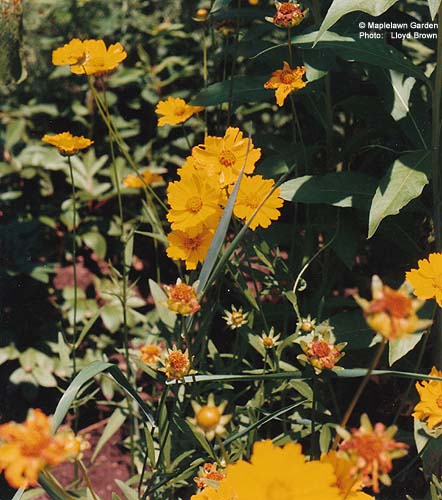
[311,376,318,459]
[77,459,100,500]
[287,28,293,66]
[181,122,192,150]
[226,0,241,126]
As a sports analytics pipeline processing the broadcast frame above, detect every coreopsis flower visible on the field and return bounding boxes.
[219,440,343,500]
[42,132,93,156]
[139,343,162,365]
[322,451,374,500]
[223,305,249,330]
[266,2,307,28]
[260,327,282,349]
[353,275,432,340]
[191,127,261,187]
[161,347,191,379]
[189,394,231,441]
[231,175,284,230]
[0,409,88,489]
[167,172,222,232]
[264,62,307,106]
[166,227,214,270]
[296,326,346,374]
[296,315,316,333]
[52,38,127,75]
[194,462,226,489]
[338,414,408,494]
[406,253,442,306]
[194,8,209,22]
[164,278,201,315]
[191,479,237,500]
[123,169,163,188]
[413,367,442,429]
[155,97,204,127]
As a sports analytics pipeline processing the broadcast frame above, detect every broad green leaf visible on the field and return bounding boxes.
[428,0,442,19]
[279,172,377,210]
[368,150,431,238]
[148,278,176,329]
[82,232,107,260]
[319,425,332,454]
[315,0,398,43]
[388,70,416,122]
[389,332,425,366]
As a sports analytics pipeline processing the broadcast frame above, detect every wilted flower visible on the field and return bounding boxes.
[264,62,307,106]
[155,97,204,126]
[189,394,231,441]
[338,414,408,493]
[164,278,201,315]
[123,169,163,188]
[413,367,442,429]
[296,325,346,374]
[161,347,191,380]
[139,343,162,366]
[260,327,282,349]
[406,253,442,306]
[266,2,307,28]
[354,275,432,340]
[194,462,226,489]
[42,132,93,156]
[0,409,88,489]
[223,305,249,330]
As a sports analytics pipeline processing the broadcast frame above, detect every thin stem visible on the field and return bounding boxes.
[216,434,229,465]
[181,122,192,150]
[332,338,387,450]
[310,376,318,459]
[227,0,241,126]
[77,459,100,500]
[287,28,293,66]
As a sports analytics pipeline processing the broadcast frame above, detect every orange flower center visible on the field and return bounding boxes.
[186,196,203,213]
[219,149,236,167]
[312,340,331,358]
[369,287,412,318]
[300,321,314,332]
[263,337,274,348]
[354,434,385,463]
[280,70,297,84]
[169,352,188,371]
[196,406,221,430]
[184,235,203,250]
[175,104,187,117]
[231,311,245,325]
[245,196,259,209]
[170,283,197,301]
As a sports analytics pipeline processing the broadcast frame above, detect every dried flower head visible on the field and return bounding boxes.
[194,462,226,489]
[406,253,442,306]
[189,394,231,441]
[42,132,93,156]
[223,305,249,330]
[0,409,88,489]
[354,275,432,340]
[264,62,307,106]
[260,327,282,349]
[338,414,408,493]
[164,278,201,315]
[139,343,162,366]
[162,347,192,380]
[413,367,442,429]
[266,2,307,28]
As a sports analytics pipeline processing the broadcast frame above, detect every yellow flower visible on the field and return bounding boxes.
[222,440,343,500]
[413,367,442,429]
[296,315,316,333]
[353,275,432,340]
[223,305,249,330]
[155,97,204,126]
[260,327,281,349]
[406,253,442,306]
[267,2,307,28]
[166,227,214,270]
[338,414,408,494]
[139,344,162,365]
[162,347,191,379]
[264,62,307,106]
[194,463,226,490]
[42,132,93,156]
[189,394,231,441]
[52,39,127,75]
[164,278,201,315]
[0,409,87,489]
[191,127,261,187]
[248,0,259,4]
[231,175,283,230]
[191,480,237,500]
[167,172,222,232]
[123,169,163,188]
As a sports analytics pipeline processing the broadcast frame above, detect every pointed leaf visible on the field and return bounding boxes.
[368,150,431,238]
[428,0,442,19]
[148,279,176,329]
[114,480,138,500]
[91,408,127,462]
[389,332,425,366]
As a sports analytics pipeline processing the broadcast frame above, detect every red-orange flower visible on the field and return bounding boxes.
[162,347,191,379]
[194,463,226,490]
[269,2,306,28]
[164,279,201,315]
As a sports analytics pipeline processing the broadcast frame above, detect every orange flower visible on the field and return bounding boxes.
[189,394,231,441]
[413,366,442,429]
[123,169,163,188]
[156,97,204,126]
[194,463,226,490]
[162,347,191,379]
[354,275,432,340]
[231,175,284,230]
[164,278,201,315]
[139,344,162,365]
[338,414,408,493]
[0,409,87,489]
[166,227,214,270]
[406,253,442,306]
[267,2,306,28]
[264,62,307,106]
[52,39,127,75]
[42,132,93,156]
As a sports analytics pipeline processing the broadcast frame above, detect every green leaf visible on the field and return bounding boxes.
[279,172,377,210]
[388,332,425,366]
[148,279,176,329]
[211,0,232,12]
[11,489,25,500]
[91,408,127,462]
[368,150,431,238]
[114,480,138,500]
[428,0,442,19]
[315,0,398,43]
[82,232,107,260]
[319,425,332,454]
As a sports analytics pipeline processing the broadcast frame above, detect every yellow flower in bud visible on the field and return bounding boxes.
[260,327,281,349]
[296,315,316,333]
[42,132,93,156]
[413,366,442,429]
[189,394,231,441]
[338,414,408,494]
[354,275,432,340]
[194,8,209,21]
[161,347,192,380]
[223,305,249,330]
[264,62,307,106]
[164,278,201,315]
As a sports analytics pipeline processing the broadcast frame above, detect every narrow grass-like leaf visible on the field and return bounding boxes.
[428,0,442,19]
[91,407,127,462]
[11,490,25,500]
[74,310,100,348]
[115,480,138,500]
